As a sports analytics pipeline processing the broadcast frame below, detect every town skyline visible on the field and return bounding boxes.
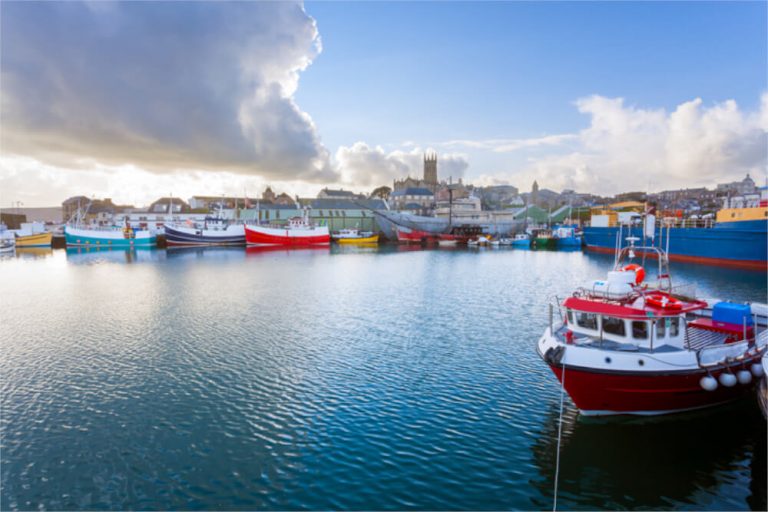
[1,1,766,207]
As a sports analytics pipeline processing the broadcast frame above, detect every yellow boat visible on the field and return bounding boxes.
[332,229,379,245]
[15,231,53,247]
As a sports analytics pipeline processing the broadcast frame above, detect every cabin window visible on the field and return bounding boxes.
[567,311,574,324]
[632,321,648,340]
[669,317,680,337]
[602,316,626,337]
[656,320,665,338]
[576,312,597,330]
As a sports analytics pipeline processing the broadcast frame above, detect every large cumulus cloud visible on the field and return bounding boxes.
[473,94,767,194]
[335,142,469,188]
[0,1,335,181]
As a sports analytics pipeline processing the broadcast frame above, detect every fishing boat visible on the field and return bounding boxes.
[532,229,557,249]
[65,225,157,248]
[511,233,531,247]
[437,234,459,246]
[14,231,53,248]
[332,228,379,244]
[245,210,330,246]
[164,221,245,247]
[395,225,436,244]
[537,241,767,416]
[64,199,156,248]
[553,226,582,248]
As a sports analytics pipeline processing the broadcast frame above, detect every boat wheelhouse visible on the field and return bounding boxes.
[537,242,767,416]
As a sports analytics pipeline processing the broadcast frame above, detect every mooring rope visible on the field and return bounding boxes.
[553,360,566,511]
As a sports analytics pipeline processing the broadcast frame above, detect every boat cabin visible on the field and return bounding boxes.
[563,294,695,351]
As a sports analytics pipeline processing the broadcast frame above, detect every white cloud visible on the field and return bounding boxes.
[481,94,767,195]
[334,142,469,189]
[0,1,334,182]
[0,156,322,208]
[443,134,577,153]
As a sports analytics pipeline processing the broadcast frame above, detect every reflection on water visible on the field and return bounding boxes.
[15,247,54,259]
[0,246,765,510]
[531,398,767,511]
[65,247,164,265]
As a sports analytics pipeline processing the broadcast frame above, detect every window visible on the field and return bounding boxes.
[602,317,626,337]
[669,317,680,337]
[567,311,574,324]
[656,320,665,338]
[632,321,648,340]
[576,312,598,330]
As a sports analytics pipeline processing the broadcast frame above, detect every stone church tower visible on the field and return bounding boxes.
[423,153,438,189]
[531,180,539,206]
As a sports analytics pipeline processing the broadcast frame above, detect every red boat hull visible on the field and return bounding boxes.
[244,225,330,246]
[396,228,436,244]
[549,362,759,415]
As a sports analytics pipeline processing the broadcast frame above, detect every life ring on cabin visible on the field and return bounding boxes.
[621,263,645,285]
[646,293,683,310]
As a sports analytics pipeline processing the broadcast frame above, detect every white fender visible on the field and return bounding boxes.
[700,375,718,391]
[719,372,737,387]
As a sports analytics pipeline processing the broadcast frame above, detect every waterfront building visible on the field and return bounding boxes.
[240,199,386,233]
[389,187,435,210]
[317,188,363,200]
[717,174,758,196]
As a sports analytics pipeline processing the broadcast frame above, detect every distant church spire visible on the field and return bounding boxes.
[423,152,438,191]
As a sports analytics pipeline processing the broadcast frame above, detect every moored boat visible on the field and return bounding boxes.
[583,195,767,270]
[245,212,329,246]
[332,229,379,245]
[537,242,767,416]
[511,233,531,247]
[395,226,436,244]
[65,225,156,248]
[14,231,53,248]
[554,226,582,248]
[759,355,768,420]
[164,221,245,247]
[532,229,556,249]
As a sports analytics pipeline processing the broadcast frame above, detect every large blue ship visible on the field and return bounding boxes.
[583,200,766,271]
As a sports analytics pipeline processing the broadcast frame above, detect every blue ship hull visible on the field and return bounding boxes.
[583,222,766,270]
[65,233,156,248]
[556,236,582,247]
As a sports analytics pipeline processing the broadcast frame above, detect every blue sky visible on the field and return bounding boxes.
[0,1,766,206]
[300,1,765,147]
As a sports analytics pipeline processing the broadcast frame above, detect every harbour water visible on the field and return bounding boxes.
[1,247,766,510]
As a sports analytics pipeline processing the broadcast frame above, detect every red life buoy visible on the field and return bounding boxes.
[622,263,646,285]
[646,293,683,310]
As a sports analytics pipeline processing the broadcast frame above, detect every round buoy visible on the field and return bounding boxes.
[719,372,737,387]
[737,370,753,385]
[751,363,765,378]
[700,375,718,391]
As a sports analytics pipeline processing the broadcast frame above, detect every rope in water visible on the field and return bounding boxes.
[553,361,566,511]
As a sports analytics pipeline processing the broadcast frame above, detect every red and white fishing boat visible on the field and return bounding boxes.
[245,211,329,246]
[395,225,437,244]
[537,241,767,416]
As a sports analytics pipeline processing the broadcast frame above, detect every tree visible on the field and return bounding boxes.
[370,186,392,199]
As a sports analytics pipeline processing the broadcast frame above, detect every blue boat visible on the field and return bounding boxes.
[65,226,157,248]
[553,226,582,248]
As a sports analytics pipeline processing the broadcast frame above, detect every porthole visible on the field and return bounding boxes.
[605,357,612,364]
[638,359,645,366]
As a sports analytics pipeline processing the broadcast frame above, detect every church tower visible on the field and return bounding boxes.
[423,153,438,189]
[531,180,539,206]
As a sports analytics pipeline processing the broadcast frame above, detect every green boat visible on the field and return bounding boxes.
[532,229,557,249]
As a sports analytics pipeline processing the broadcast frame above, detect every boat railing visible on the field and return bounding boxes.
[659,217,715,229]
